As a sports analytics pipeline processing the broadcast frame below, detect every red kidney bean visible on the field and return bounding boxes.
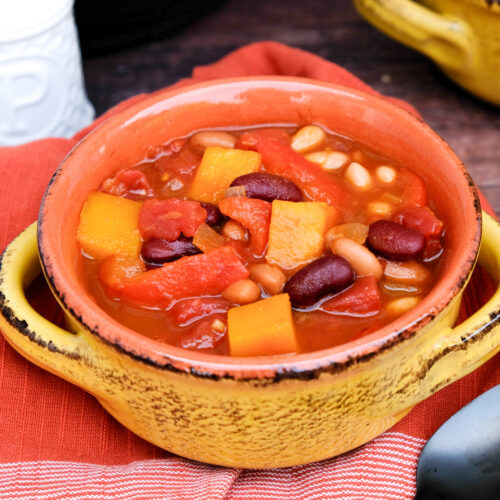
[200,202,225,226]
[368,220,426,260]
[230,172,302,202]
[284,256,356,307]
[141,236,201,266]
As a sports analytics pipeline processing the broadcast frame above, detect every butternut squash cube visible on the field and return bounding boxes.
[77,191,142,260]
[266,200,337,269]
[189,147,261,203]
[228,293,297,357]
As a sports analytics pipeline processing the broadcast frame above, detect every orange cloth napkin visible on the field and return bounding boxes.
[0,42,498,499]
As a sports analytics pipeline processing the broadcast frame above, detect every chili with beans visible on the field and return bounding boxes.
[77,125,445,356]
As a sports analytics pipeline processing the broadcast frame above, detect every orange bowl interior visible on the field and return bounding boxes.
[38,77,481,375]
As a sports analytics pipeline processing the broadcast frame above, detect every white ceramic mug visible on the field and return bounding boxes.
[0,0,94,145]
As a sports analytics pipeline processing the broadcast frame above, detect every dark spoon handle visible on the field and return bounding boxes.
[414,384,500,500]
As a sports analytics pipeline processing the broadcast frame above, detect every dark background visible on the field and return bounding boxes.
[79,0,500,213]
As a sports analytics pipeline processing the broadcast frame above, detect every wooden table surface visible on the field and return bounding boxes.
[82,0,500,213]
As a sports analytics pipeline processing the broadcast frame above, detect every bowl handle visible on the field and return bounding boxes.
[2,216,500,399]
[0,223,108,398]
[353,0,474,74]
[422,212,500,393]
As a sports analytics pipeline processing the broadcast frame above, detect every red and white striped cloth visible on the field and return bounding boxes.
[0,433,424,500]
[1,42,499,499]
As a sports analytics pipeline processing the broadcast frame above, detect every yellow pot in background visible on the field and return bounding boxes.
[354,0,500,106]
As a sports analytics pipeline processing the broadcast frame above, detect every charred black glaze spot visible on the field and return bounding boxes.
[273,367,318,383]
[189,367,220,381]
[455,254,480,297]
[0,292,81,361]
[411,306,500,386]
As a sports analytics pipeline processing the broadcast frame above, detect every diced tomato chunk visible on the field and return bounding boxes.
[321,276,382,315]
[422,237,444,261]
[254,138,351,211]
[236,128,291,150]
[394,205,444,238]
[153,146,201,182]
[399,168,428,207]
[100,169,154,199]
[139,198,207,242]
[146,138,187,159]
[100,246,249,308]
[160,148,200,176]
[170,297,230,326]
[219,196,272,257]
[223,238,254,263]
[176,314,226,351]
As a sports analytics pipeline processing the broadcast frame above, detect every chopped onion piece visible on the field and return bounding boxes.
[325,222,369,247]
[381,192,402,205]
[211,319,227,333]
[193,223,225,253]
[224,185,246,198]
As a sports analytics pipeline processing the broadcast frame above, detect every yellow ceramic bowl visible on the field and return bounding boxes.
[1,78,500,468]
[354,0,500,106]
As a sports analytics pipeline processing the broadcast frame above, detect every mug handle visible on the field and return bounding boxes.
[353,0,474,73]
[0,223,107,398]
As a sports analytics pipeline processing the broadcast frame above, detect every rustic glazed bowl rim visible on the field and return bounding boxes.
[38,76,481,379]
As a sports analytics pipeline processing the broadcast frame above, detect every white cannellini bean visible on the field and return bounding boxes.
[291,125,325,153]
[376,165,397,184]
[305,151,348,172]
[222,279,261,305]
[305,151,327,165]
[367,201,393,218]
[385,296,421,316]
[190,131,237,152]
[345,162,373,190]
[331,238,383,280]
[249,263,287,296]
[222,220,248,241]
[384,260,431,286]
